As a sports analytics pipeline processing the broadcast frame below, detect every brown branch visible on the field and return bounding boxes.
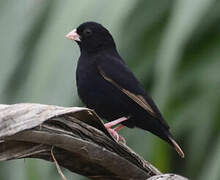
[0,103,187,180]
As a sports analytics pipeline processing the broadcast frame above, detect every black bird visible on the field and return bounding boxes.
[66,22,184,158]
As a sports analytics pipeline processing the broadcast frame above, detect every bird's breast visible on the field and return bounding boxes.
[76,61,116,104]
[76,60,105,97]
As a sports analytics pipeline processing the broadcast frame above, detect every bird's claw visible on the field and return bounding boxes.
[107,128,126,143]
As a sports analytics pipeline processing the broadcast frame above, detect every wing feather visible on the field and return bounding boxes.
[98,66,156,117]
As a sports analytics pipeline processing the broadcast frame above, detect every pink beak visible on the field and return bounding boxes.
[65,29,81,41]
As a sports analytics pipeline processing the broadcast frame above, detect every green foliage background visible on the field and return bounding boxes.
[0,0,219,179]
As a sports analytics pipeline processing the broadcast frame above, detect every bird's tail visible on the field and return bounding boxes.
[167,134,184,158]
[159,128,185,158]
[137,117,184,158]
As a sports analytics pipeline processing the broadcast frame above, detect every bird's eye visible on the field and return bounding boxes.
[83,28,92,36]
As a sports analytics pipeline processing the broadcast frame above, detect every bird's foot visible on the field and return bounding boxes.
[107,128,125,143]
[104,117,128,143]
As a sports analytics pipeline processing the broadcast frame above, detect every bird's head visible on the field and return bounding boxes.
[66,22,116,53]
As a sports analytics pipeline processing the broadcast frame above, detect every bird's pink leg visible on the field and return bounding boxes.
[104,117,128,142]
[105,117,128,128]
[114,124,125,132]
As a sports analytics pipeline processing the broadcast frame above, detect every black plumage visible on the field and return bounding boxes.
[66,22,184,158]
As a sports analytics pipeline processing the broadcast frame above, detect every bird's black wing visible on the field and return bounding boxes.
[97,56,185,157]
[96,55,165,122]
